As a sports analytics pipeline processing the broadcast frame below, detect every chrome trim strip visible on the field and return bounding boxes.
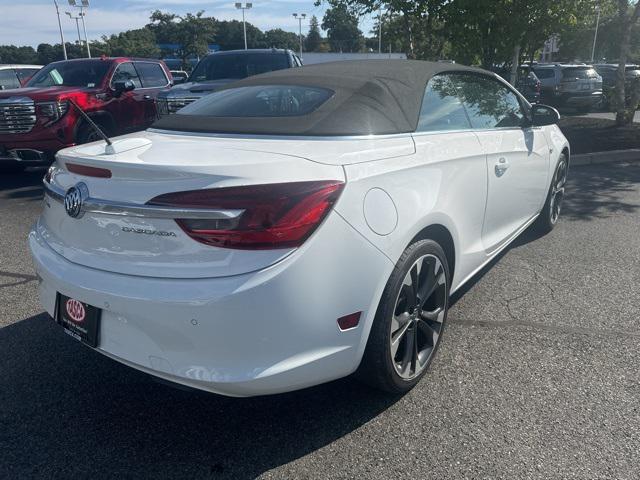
[43,181,244,220]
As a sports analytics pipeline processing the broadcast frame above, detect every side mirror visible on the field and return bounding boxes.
[112,80,135,97]
[531,104,560,126]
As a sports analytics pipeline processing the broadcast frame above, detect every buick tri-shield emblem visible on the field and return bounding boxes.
[64,182,88,218]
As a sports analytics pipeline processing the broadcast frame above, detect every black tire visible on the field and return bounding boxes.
[533,153,568,234]
[357,239,450,394]
[76,120,111,145]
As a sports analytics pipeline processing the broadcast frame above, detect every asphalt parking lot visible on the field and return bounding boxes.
[1,161,639,479]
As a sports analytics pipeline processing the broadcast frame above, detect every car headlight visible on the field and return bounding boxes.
[36,100,69,125]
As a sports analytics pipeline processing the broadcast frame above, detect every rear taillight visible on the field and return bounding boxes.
[148,181,344,250]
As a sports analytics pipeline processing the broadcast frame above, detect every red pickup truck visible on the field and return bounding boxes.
[0,57,172,171]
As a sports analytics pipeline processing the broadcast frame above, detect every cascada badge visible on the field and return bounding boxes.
[64,182,89,219]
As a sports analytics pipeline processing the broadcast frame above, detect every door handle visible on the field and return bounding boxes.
[143,95,152,100]
[494,157,510,177]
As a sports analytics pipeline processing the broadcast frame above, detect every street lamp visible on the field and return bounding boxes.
[53,1,68,60]
[68,0,91,58]
[591,4,601,63]
[235,3,252,50]
[292,13,306,60]
[65,11,83,49]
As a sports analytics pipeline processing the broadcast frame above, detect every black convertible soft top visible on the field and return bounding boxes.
[153,60,486,136]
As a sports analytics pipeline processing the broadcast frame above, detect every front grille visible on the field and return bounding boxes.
[162,97,199,115]
[0,98,37,134]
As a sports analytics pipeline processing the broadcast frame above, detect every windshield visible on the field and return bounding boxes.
[177,85,333,117]
[26,60,111,88]
[190,53,289,82]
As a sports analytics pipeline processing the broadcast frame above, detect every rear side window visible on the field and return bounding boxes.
[533,68,555,79]
[178,85,333,117]
[111,62,142,88]
[15,68,40,84]
[417,74,471,132]
[134,62,168,88]
[0,69,20,89]
[452,74,526,129]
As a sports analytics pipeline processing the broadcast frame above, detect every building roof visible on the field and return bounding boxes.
[153,60,487,136]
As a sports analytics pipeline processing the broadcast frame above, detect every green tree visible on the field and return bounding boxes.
[263,29,299,50]
[614,0,640,125]
[0,45,38,64]
[215,20,264,50]
[305,15,323,51]
[148,10,216,67]
[99,28,160,58]
[322,4,364,52]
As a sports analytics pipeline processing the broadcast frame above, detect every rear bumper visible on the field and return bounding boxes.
[29,212,394,397]
[558,91,603,107]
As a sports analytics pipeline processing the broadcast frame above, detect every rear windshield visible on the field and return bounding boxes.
[177,85,333,117]
[26,60,111,88]
[562,67,598,79]
[190,53,289,82]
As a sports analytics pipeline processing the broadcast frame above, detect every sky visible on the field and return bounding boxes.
[0,0,378,48]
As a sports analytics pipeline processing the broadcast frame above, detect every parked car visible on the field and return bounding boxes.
[32,60,569,397]
[0,64,42,90]
[494,66,541,103]
[0,57,171,171]
[594,63,640,109]
[170,70,189,84]
[157,49,302,116]
[532,63,603,112]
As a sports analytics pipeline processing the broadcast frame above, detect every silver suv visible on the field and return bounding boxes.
[532,64,603,112]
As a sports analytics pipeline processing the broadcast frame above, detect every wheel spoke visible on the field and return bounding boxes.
[410,327,419,374]
[400,326,415,374]
[409,264,419,303]
[417,318,440,347]
[391,317,411,359]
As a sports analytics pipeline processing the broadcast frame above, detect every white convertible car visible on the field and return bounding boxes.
[30,61,569,396]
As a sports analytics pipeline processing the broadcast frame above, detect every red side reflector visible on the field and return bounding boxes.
[337,312,361,331]
[66,163,112,178]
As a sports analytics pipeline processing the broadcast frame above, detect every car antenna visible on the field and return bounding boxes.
[67,99,115,155]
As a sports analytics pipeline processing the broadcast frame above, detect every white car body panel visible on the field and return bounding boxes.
[30,106,569,397]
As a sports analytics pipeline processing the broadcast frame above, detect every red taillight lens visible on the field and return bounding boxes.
[66,162,112,178]
[148,181,344,250]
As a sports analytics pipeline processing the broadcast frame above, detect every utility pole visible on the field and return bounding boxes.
[235,3,253,50]
[292,13,306,60]
[378,7,383,54]
[68,0,91,58]
[53,1,67,60]
[591,4,601,63]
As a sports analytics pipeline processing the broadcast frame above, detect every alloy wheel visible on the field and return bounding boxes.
[550,158,568,224]
[390,254,447,380]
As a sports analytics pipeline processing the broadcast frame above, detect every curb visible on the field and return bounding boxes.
[572,149,640,166]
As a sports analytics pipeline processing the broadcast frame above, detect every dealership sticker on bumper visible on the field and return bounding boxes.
[55,294,101,348]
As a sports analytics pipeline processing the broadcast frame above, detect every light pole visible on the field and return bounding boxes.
[235,3,252,50]
[65,11,83,48]
[53,1,68,60]
[68,0,91,58]
[292,13,306,60]
[591,4,601,63]
[377,7,383,54]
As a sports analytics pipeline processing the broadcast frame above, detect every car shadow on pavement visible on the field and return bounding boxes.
[562,162,640,221]
[0,168,46,200]
[0,314,401,479]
